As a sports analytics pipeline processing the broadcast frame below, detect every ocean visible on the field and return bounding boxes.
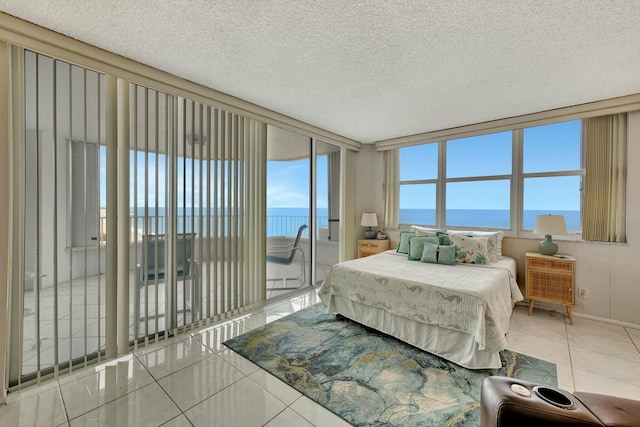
[124,207,580,237]
[399,209,581,231]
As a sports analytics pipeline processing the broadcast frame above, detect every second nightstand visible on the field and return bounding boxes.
[358,239,389,258]
[525,252,575,324]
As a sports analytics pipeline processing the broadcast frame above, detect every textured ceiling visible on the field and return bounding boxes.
[1,1,640,143]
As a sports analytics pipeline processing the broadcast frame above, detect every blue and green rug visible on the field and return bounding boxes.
[224,303,557,426]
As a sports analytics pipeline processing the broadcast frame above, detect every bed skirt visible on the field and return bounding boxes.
[326,294,504,369]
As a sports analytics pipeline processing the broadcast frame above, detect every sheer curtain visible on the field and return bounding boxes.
[582,113,627,242]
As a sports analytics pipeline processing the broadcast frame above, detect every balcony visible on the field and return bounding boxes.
[20,214,338,378]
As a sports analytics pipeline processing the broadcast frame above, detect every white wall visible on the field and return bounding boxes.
[354,144,385,240]
[358,111,640,326]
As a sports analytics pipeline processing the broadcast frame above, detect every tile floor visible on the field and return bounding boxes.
[2,290,640,427]
[20,257,329,376]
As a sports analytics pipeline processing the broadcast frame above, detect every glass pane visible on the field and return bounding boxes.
[21,51,107,380]
[400,143,438,181]
[446,180,510,228]
[316,140,340,285]
[524,120,581,173]
[266,126,311,298]
[523,176,581,232]
[399,184,436,225]
[447,132,512,178]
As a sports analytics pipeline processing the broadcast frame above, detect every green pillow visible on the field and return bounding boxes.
[409,236,439,260]
[420,242,457,265]
[420,242,438,263]
[436,231,452,246]
[397,231,416,254]
[437,244,457,265]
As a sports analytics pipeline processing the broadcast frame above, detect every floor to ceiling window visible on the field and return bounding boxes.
[14,49,107,383]
[266,126,311,299]
[314,140,340,286]
[10,48,268,387]
[265,128,342,299]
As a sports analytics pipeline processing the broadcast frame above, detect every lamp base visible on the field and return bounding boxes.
[538,235,558,256]
[364,227,375,239]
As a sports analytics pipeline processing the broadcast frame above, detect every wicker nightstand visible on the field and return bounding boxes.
[525,252,575,324]
[358,239,389,258]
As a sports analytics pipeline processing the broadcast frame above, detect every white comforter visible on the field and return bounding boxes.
[318,251,523,352]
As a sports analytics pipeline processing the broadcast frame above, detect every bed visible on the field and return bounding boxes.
[317,248,523,369]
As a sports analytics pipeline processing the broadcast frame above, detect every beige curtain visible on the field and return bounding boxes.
[383,149,400,229]
[582,114,627,242]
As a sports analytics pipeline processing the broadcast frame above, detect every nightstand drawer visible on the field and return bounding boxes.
[358,239,389,258]
[525,251,576,324]
[527,269,574,305]
[526,256,573,273]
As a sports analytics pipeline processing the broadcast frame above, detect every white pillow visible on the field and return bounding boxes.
[447,230,503,262]
[411,225,446,237]
[450,235,490,264]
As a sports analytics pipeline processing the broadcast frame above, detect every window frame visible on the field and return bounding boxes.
[398,120,585,238]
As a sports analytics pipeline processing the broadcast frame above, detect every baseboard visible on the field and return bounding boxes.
[571,312,640,330]
[516,301,640,330]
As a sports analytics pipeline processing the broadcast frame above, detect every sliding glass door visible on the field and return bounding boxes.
[10,48,267,387]
[315,140,340,285]
[12,49,107,384]
[265,127,342,298]
[265,126,311,298]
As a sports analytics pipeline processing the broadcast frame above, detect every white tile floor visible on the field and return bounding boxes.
[20,257,329,376]
[3,290,640,427]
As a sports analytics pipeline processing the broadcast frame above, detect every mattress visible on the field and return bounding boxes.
[318,251,523,369]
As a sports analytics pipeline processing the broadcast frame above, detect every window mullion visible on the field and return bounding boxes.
[399,179,438,185]
[522,170,584,179]
[512,129,523,234]
[436,140,446,228]
[445,174,512,183]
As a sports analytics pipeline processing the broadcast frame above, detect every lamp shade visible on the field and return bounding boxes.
[360,212,378,227]
[534,215,568,236]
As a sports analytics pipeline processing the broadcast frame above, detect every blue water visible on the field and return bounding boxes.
[126,207,580,236]
[128,207,327,237]
[399,209,580,231]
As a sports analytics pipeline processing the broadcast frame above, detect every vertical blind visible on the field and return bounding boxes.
[11,49,107,386]
[582,113,627,242]
[10,50,267,387]
[130,87,267,341]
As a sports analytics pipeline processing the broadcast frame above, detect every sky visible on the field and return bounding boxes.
[100,120,581,216]
[399,120,581,211]
[100,149,330,211]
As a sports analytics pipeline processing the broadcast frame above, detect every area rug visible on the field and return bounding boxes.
[224,303,557,427]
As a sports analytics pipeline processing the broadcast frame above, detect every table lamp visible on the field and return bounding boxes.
[534,214,567,256]
[360,212,378,239]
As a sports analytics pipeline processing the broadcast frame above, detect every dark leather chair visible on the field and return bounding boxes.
[480,376,640,427]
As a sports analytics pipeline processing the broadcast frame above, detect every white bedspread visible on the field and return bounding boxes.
[318,251,523,352]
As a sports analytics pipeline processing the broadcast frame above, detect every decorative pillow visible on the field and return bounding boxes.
[437,244,457,265]
[436,231,452,246]
[397,231,416,254]
[447,230,503,261]
[420,242,457,265]
[450,234,489,264]
[411,225,446,237]
[420,242,438,263]
[408,236,439,260]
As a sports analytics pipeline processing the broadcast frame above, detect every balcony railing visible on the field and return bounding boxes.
[99,214,328,242]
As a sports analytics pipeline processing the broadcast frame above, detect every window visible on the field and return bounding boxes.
[399,144,437,225]
[445,132,511,228]
[398,119,584,234]
[522,121,582,232]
